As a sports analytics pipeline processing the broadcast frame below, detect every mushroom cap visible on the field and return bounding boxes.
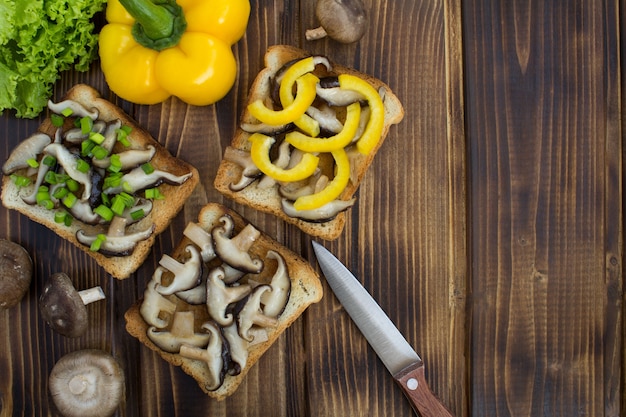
[316,0,368,43]
[49,349,125,417]
[39,273,88,338]
[0,239,33,310]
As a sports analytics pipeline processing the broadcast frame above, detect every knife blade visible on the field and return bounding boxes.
[312,241,454,417]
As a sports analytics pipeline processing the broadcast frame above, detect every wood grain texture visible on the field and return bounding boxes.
[464,0,622,415]
[0,0,622,416]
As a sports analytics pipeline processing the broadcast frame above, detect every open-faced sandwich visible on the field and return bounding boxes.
[124,202,323,399]
[214,45,404,240]
[1,84,199,279]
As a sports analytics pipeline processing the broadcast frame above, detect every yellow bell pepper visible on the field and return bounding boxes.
[293,148,351,211]
[285,102,361,152]
[99,0,250,106]
[247,73,319,126]
[338,74,385,155]
[249,133,319,182]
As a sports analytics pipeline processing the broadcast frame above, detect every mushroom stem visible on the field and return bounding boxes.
[305,26,328,41]
[78,287,106,305]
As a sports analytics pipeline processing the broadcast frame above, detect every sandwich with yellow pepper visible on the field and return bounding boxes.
[214,45,404,240]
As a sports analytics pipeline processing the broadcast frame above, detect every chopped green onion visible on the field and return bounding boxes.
[52,186,69,199]
[42,155,57,167]
[81,139,96,157]
[61,107,74,117]
[94,205,114,222]
[76,159,90,173]
[38,199,54,210]
[116,125,133,147]
[110,195,127,215]
[54,210,67,224]
[66,178,79,192]
[103,173,123,190]
[80,116,93,134]
[141,162,154,174]
[51,114,65,127]
[44,171,59,185]
[26,158,39,168]
[108,154,122,172]
[89,131,106,145]
[62,193,77,208]
[92,145,108,160]
[11,174,31,188]
[130,209,145,221]
[145,187,164,200]
[122,181,133,193]
[90,234,107,252]
[101,193,111,206]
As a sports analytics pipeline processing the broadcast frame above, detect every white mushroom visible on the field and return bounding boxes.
[140,267,177,328]
[92,145,156,170]
[43,143,92,201]
[236,285,278,342]
[211,215,263,273]
[2,132,51,175]
[179,322,225,391]
[147,311,211,353]
[48,349,124,417]
[183,222,216,263]
[206,267,251,326]
[260,250,292,318]
[48,99,99,120]
[103,165,192,194]
[76,217,156,256]
[221,322,249,376]
[156,245,202,295]
[281,198,356,222]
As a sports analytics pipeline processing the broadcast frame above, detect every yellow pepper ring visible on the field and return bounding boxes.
[285,102,361,152]
[338,74,385,155]
[249,133,319,182]
[278,56,326,137]
[293,148,351,211]
[248,73,319,126]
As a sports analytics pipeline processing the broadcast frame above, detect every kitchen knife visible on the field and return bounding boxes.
[312,241,454,417]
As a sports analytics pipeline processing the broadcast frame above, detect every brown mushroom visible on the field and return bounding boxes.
[39,273,105,338]
[211,215,263,273]
[48,349,124,417]
[147,311,211,353]
[0,239,33,310]
[305,0,368,44]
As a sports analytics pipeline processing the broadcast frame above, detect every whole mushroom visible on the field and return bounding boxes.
[39,273,106,338]
[305,0,368,44]
[49,349,124,417]
[0,239,33,310]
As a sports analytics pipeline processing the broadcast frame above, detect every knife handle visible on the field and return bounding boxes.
[393,362,455,417]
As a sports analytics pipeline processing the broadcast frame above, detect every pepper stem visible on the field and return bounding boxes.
[118,0,187,51]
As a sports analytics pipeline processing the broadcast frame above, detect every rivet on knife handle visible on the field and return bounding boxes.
[394,361,455,417]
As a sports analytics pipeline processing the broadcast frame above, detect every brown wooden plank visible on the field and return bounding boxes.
[463,0,622,415]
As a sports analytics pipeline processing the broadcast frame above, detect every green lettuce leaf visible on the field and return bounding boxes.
[0,0,106,118]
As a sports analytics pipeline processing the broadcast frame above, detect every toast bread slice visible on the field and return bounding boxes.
[124,202,323,399]
[1,84,199,279]
[214,45,404,240]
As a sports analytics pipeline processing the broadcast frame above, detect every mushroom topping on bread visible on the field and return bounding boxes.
[0,239,33,310]
[139,267,177,328]
[235,285,278,342]
[48,349,124,417]
[156,245,203,295]
[212,215,263,273]
[3,95,196,260]
[39,272,105,338]
[183,222,216,263]
[258,250,291,318]
[147,311,211,353]
[206,267,251,326]
[76,216,156,256]
[179,322,226,392]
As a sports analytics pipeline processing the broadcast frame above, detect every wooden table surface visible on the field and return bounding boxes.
[0,0,623,416]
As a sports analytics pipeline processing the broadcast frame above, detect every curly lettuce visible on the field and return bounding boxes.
[0,0,106,118]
